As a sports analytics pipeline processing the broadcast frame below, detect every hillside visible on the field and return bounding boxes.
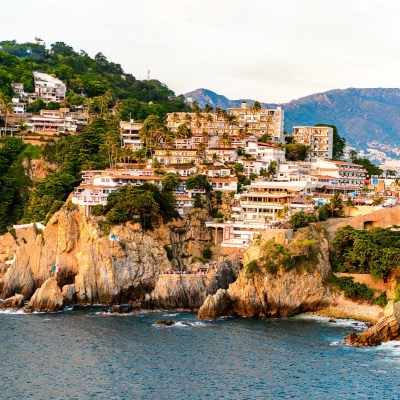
[184,87,400,158]
[0,40,188,120]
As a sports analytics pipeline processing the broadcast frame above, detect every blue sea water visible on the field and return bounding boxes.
[0,308,399,400]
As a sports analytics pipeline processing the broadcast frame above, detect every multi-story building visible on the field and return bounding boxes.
[229,102,285,143]
[237,180,316,222]
[166,103,285,144]
[120,120,143,149]
[32,71,66,103]
[292,126,333,160]
[310,159,367,186]
[154,148,198,165]
[12,72,66,105]
[27,108,78,135]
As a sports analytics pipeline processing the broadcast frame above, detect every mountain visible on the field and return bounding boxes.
[184,88,276,110]
[184,88,400,159]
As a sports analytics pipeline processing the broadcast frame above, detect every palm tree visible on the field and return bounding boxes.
[250,101,262,134]
[0,93,13,136]
[204,104,214,113]
[226,114,237,135]
[345,196,355,216]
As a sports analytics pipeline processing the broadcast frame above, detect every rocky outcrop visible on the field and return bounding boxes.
[25,278,63,313]
[150,210,212,270]
[345,301,400,346]
[0,207,171,309]
[198,289,233,319]
[0,293,24,309]
[147,259,239,310]
[198,224,333,318]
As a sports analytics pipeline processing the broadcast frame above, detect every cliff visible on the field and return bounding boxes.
[0,208,171,306]
[0,207,238,312]
[345,301,400,346]
[147,258,240,310]
[198,224,333,318]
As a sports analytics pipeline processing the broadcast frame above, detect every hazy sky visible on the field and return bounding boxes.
[2,0,400,102]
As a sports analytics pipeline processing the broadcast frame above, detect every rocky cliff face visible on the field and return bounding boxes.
[147,259,240,310]
[198,224,333,318]
[149,209,212,270]
[0,208,171,307]
[0,207,239,312]
[345,301,400,346]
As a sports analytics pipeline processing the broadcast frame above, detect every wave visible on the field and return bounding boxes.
[162,313,178,317]
[153,320,207,328]
[294,314,368,330]
[0,308,25,315]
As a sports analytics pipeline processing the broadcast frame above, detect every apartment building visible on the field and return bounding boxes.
[154,148,198,165]
[309,159,367,192]
[166,103,285,144]
[292,126,333,160]
[26,108,78,135]
[72,168,164,215]
[32,71,66,103]
[229,102,285,143]
[120,120,143,149]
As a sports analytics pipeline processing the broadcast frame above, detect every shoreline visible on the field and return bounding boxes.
[308,297,384,323]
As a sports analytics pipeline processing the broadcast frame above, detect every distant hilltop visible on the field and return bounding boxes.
[184,87,400,159]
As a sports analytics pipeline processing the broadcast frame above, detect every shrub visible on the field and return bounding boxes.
[374,292,388,307]
[246,260,259,274]
[163,244,173,260]
[202,248,212,260]
[332,276,374,301]
[91,204,107,216]
[98,221,111,235]
[45,200,65,223]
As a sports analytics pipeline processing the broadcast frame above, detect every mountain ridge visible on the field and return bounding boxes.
[184,87,400,158]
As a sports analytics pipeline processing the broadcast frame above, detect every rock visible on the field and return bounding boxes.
[198,289,233,319]
[0,293,24,309]
[25,277,63,313]
[148,259,239,310]
[344,301,400,347]
[198,224,332,319]
[111,304,135,314]
[1,207,171,305]
[156,320,175,326]
[328,319,337,323]
[61,284,76,305]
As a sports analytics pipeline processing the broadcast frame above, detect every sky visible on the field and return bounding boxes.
[2,0,400,103]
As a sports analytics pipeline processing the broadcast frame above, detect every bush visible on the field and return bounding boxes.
[202,248,212,260]
[374,292,388,307]
[45,200,64,223]
[91,204,107,216]
[163,244,173,260]
[332,276,374,301]
[246,260,259,274]
[289,211,317,229]
[98,221,111,235]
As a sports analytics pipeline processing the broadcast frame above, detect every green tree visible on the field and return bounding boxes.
[285,143,310,161]
[185,174,211,192]
[289,211,317,229]
[315,123,346,160]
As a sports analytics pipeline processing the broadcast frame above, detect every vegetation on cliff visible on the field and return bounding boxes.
[331,225,400,279]
[0,137,40,232]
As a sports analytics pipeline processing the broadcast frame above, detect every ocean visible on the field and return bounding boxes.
[0,307,399,400]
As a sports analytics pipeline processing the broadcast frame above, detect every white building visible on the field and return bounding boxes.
[120,120,143,149]
[292,126,333,160]
[33,71,66,103]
